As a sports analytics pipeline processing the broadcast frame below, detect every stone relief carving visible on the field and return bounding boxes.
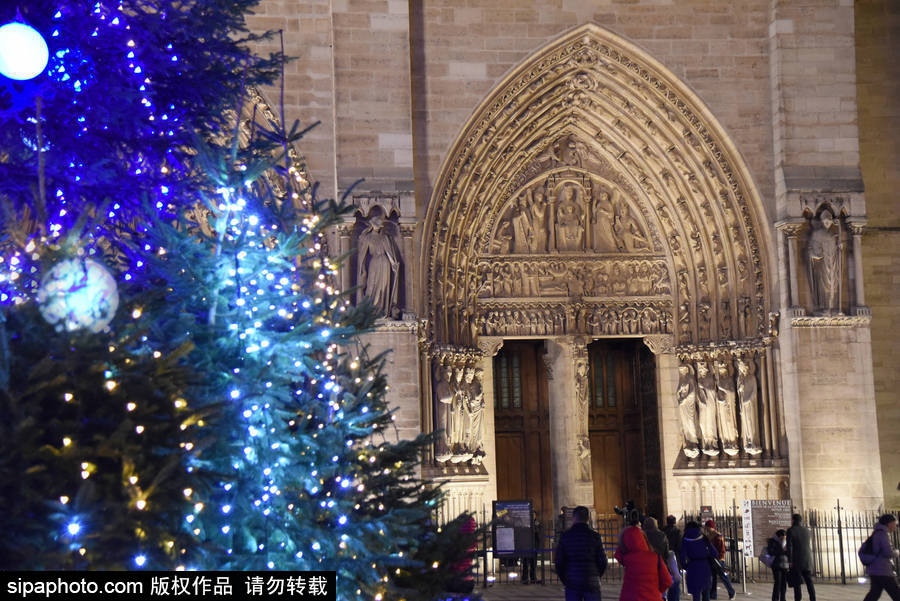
[356,209,402,319]
[431,354,486,465]
[477,257,670,300]
[805,208,842,316]
[478,301,672,338]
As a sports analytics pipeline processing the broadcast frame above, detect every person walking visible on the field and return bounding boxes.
[681,520,717,601]
[620,525,673,601]
[664,516,684,601]
[555,506,608,601]
[705,520,735,600]
[767,529,789,601]
[786,513,816,601]
[861,513,900,601]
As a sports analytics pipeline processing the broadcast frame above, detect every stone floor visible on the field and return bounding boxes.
[478,579,873,600]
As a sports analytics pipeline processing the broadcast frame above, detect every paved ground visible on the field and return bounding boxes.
[478,579,872,600]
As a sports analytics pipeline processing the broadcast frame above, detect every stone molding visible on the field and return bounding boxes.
[790,314,872,328]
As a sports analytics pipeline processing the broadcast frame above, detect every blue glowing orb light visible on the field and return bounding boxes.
[37,258,119,333]
[0,21,49,81]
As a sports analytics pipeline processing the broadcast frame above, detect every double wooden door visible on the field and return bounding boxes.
[493,339,662,525]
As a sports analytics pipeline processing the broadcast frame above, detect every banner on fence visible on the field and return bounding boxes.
[492,500,533,556]
[742,499,792,557]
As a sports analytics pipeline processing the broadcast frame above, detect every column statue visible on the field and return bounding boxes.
[714,359,740,456]
[433,362,455,463]
[466,367,486,464]
[677,362,701,458]
[450,366,472,462]
[695,360,720,456]
[736,355,762,455]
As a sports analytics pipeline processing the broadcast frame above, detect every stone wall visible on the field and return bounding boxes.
[856,0,900,510]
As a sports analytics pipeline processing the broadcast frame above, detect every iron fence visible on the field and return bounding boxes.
[466,503,900,589]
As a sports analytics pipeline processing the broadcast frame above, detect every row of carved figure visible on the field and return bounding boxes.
[478,258,671,298]
[677,354,762,458]
[492,181,650,255]
[432,362,486,464]
[479,303,672,337]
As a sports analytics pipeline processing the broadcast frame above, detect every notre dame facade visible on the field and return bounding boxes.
[249,0,899,525]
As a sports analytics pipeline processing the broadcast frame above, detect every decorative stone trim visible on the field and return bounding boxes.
[790,314,872,328]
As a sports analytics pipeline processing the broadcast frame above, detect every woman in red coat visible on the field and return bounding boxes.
[620,525,673,601]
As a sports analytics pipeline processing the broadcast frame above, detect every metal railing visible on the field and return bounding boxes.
[467,503,900,589]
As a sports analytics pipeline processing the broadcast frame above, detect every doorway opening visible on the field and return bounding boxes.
[492,340,553,527]
[588,339,662,520]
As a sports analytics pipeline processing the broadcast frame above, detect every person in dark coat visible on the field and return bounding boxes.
[862,513,900,601]
[555,505,608,601]
[663,516,684,601]
[785,513,816,601]
[680,521,716,601]
[767,530,789,601]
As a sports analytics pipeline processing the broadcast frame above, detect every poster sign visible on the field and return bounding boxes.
[492,500,533,556]
[742,499,792,557]
[700,505,714,524]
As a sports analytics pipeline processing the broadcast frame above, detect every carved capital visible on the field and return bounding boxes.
[643,334,675,354]
[774,219,805,238]
[477,337,504,358]
[846,217,867,237]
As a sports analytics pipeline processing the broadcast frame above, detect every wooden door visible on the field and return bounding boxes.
[588,340,646,517]
[493,340,553,526]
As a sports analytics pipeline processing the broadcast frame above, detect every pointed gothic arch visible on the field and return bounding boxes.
[421,23,775,355]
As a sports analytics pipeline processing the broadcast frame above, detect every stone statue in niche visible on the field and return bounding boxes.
[806,208,842,315]
[511,193,534,254]
[555,184,584,252]
[695,360,719,456]
[526,185,549,253]
[433,362,455,463]
[466,367,486,464]
[736,354,762,455]
[591,189,619,252]
[356,210,401,318]
[714,359,740,456]
[677,362,701,458]
[451,366,472,462]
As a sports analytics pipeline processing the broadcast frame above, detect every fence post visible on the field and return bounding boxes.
[835,499,846,585]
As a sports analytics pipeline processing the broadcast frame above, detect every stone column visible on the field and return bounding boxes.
[847,219,869,314]
[776,220,805,314]
[545,337,593,511]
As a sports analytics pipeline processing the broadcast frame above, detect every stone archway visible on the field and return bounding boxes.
[421,23,774,350]
[420,24,782,513]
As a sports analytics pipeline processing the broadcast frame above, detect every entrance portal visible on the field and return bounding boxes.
[493,340,553,526]
[588,340,662,520]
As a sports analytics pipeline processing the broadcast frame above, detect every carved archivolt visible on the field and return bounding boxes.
[420,24,773,351]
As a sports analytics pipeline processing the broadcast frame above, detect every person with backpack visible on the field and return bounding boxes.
[786,513,816,601]
[619,524,673,601]
[860,513,899,601]
[704,520,736,600]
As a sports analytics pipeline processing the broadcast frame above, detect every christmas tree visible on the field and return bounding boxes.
[0,2,478,599]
